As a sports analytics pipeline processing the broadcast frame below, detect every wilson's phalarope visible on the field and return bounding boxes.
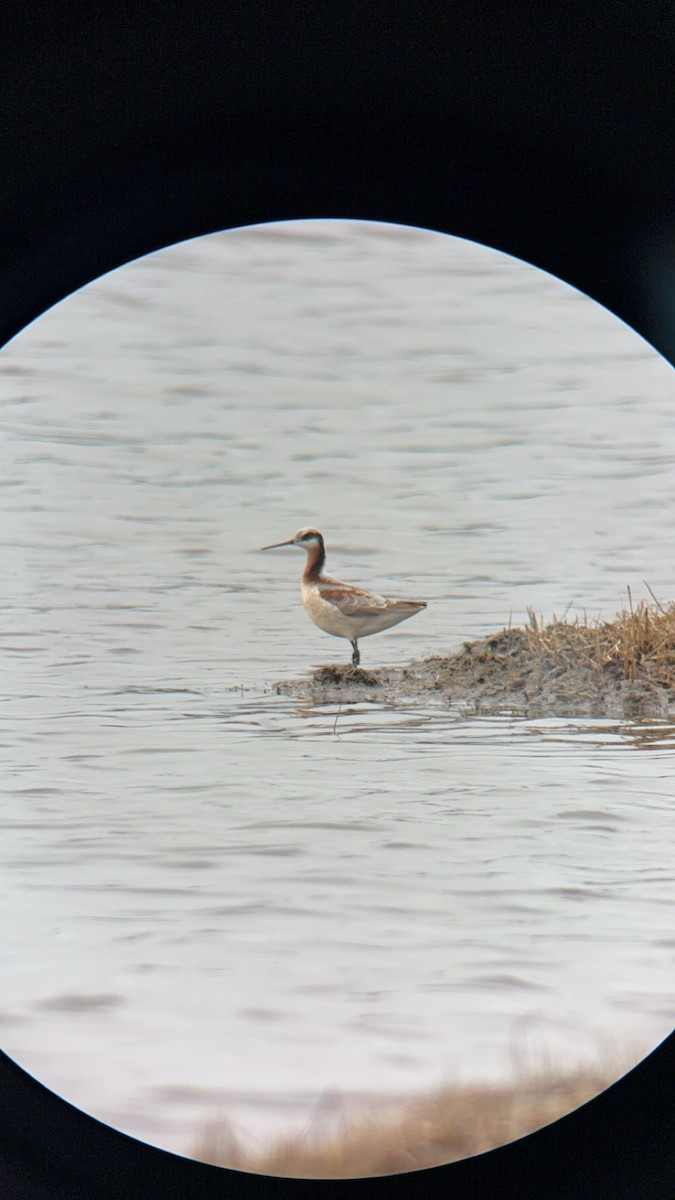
[261,528,427,667]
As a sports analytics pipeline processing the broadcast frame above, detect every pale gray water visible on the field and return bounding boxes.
[1,220,674,1156]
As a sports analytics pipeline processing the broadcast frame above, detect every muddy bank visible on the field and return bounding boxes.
[274,623,675,718]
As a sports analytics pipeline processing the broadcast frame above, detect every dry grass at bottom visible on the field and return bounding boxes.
[192,1057,632,1178]
[407,595,675,716]
[521,593,675,690]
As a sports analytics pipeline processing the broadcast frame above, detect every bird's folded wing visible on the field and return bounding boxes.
[318,583,389,615]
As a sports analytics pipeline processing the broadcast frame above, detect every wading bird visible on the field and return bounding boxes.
[261,528,427,667]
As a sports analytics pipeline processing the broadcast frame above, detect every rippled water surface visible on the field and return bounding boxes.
[1,220,674,1156]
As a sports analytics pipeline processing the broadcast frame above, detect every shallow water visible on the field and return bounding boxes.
[1,220,674,1156]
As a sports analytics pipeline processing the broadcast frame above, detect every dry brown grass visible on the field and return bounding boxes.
[407,595,675,717]
[522,590,675,689]
[192,1057,633,1178]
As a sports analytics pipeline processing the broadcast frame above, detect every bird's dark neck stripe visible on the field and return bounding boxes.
[304,535,326,581]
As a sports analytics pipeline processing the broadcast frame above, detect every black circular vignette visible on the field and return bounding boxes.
[0,1037,674,1198]
[1,5,674,1199]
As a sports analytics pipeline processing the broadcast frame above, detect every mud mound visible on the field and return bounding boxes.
[274,600,675,718]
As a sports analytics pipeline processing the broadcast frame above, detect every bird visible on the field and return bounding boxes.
[260,527,427,667]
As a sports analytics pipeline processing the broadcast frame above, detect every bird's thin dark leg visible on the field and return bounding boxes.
[350,639,360,667]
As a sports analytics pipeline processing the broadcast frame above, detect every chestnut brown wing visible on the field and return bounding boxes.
[317,582,390,615]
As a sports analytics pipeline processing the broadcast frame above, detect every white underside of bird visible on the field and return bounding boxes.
[302,576,426,640]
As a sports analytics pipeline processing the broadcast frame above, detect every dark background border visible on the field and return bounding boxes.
[1,4,674,1198]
